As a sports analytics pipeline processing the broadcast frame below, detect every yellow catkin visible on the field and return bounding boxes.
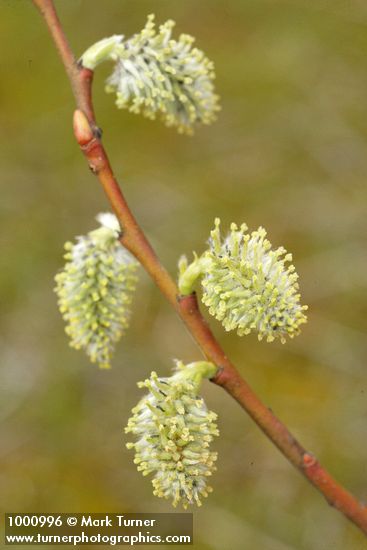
[125,361,219,508]
[81,14,220,134]
[54,213,139,368]
[179,218,308,343]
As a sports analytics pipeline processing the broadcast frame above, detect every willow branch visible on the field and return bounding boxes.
[32,0,367,536]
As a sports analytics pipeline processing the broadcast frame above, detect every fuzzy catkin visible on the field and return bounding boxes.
[125,361,219,508]
[179,219,308,343]
[54,214,138,368]
[100,14,220,134]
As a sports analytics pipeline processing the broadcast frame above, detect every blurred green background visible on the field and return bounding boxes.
[1,0,367,548]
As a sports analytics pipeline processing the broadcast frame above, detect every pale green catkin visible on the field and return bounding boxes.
[179,218,308,343]
[54,213,139,368]
[125,361,219,508]
[81,14,220,134]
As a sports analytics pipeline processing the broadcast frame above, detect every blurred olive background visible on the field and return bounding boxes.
[1,1,367,548]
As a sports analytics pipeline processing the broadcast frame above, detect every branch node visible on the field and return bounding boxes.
[88,163,99,175]
[94,126,103,139]
[302,452,317,469]
[212,365,224,381]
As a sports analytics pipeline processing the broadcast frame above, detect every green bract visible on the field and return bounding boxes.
[54,213,139,368]
[125,361,219,508]
[179,218,308,343]
[80,14,220,134]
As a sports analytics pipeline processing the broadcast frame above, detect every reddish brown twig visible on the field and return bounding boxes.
[32,0,367,536]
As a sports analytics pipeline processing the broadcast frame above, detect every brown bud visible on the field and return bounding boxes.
[73,109,94,146]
